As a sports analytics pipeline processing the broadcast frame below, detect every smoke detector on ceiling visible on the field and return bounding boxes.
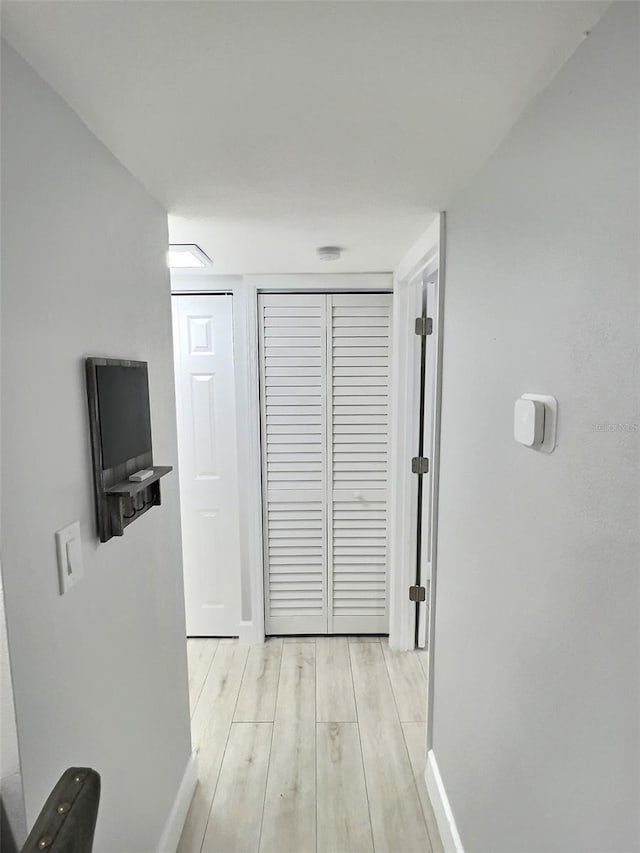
[317,246,342,262]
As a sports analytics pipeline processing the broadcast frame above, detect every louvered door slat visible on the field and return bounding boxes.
[329,294,392,634]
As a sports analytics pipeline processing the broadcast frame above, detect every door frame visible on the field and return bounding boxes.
[243,276,392,643]
[388,214,445,672]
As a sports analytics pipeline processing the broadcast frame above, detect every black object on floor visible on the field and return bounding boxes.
[21,768,100,853]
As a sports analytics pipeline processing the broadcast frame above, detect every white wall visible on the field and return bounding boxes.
[1,42,192,851]
[0,570,27,843]
[432,4,639,851]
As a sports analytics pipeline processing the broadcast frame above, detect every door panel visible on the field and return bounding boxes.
[329,294,391,634]
[173,295,241,636]
[260,294,328,634]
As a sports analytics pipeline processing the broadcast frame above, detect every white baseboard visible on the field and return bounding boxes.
[425,750,465,853]
[156,752,198,853]
[238,620,265,645]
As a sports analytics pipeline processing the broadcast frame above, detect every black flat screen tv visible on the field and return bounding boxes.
[94,362,152,469]
[86,357,173,542]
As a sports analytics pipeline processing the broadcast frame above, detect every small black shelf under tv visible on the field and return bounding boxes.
[86,357,173,543]
[106,466,173,497]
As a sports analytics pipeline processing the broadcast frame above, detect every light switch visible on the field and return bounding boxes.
[55,521,84,594]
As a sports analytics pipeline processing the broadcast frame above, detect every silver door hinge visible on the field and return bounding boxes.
[409,585,427,602]
[411,456,429,475]
[414,317,433,336]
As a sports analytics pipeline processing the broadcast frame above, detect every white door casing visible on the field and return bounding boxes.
[388,216,443,653]
[172,295,241,636]
[259,292,392,635]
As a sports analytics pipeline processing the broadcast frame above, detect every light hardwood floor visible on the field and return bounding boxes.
[179,636,443,853]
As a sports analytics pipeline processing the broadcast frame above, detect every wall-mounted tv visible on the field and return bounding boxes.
[86,357,171,543]
[95,363,152,469]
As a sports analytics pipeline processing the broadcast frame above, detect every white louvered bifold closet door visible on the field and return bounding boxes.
[259,292,391,635]
[259,294,328,634]
[329,293,391,634]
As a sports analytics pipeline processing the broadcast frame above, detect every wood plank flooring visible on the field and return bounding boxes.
[178,636,442,853]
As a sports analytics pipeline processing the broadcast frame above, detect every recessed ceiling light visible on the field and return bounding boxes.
[317,246,342,262]
[167,244,212,269]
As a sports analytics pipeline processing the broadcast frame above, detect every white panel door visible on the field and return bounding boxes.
[259,292,391,635]
[172,295,241,636]
[329,294,391,634]
[259,294,328,634]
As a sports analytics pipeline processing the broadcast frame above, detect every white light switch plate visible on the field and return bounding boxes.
[55,521,84,594]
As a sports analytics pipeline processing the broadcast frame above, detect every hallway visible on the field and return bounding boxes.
[178,636,443,853]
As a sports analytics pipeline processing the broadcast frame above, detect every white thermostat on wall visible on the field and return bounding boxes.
[514,394,557,453]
